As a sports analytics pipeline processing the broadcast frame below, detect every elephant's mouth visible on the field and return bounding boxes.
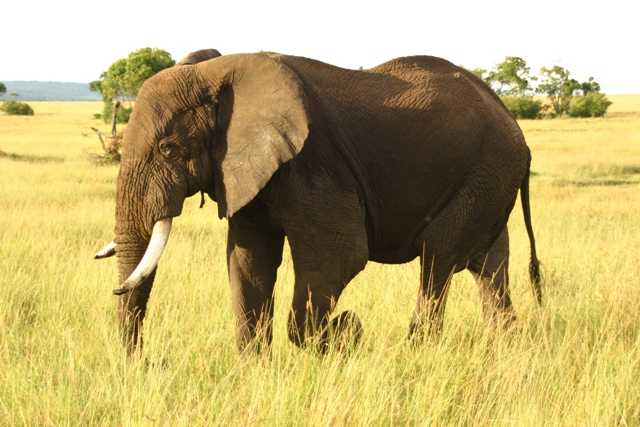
[96,217,173,295]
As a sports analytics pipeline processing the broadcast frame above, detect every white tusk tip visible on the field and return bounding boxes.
[95,242,117,259]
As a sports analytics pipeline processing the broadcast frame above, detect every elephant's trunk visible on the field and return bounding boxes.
[113,219,172,353]
[113,219,172,352]
[115,240,157,353]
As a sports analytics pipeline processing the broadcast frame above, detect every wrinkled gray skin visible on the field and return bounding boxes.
[103,48,541,354]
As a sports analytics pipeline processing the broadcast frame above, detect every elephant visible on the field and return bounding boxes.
[175,48,222,66]
[95,48,541,354]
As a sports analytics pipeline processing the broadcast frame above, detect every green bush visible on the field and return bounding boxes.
[100,102,133,123]
[500,95,542,119]
[117,106,133,123]
[1,100,34,116]
[568,92,612,118]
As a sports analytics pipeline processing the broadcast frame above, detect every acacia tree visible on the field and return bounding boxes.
[485,56,534,96]
[579,77,601,96]
[536,66,609,117]
[90,48,175,123]
[536,66,578,116]
[467,67,488,81]
[472,57,542,119]
[465,58,611,119]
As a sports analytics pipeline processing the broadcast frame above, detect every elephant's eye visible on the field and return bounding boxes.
[159,140,174,157]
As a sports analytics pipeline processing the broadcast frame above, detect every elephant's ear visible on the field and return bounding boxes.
[176,49,222,65]
[195,54,310,218]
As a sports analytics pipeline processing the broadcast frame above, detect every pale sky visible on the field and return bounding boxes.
[2,0,638,94]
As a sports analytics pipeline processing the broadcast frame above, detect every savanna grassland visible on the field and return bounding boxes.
[1,97,639,426]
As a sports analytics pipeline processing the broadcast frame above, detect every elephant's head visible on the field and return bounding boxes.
[98,50,310,350]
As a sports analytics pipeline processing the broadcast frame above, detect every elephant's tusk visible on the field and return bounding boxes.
[112,218,173,295]
[94,241,117,259]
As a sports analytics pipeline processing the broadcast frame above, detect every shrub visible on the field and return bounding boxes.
[117,106,133,123]
[500,95,542,119]
[568,93,612,118]
[1,100,34,116]
[100,102,133,124]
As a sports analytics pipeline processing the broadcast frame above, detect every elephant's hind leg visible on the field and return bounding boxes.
[409,252,457,341]
[467,226,516,329]
[407,177,517,340]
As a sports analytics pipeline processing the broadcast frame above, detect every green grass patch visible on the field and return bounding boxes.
[0,150,64,163]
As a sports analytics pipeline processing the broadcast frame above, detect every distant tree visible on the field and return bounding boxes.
[486,57,534,96]
[579,77,601,96]
[1,100,34,115]
[0,82,6,97]
[536,66,577,116]
[471,67,488,80]
[462,58,612,118]
[88,80,102,94]
[462,67,488,82]
[90,101,123,164]
[90,47,175,123]
[461,62,541,118]
[537,66,610,117]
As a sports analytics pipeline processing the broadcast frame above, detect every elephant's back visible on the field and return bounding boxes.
[368,55,509,114]
[368,55,457,75]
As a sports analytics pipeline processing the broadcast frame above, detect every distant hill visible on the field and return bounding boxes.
[0,81,102,101]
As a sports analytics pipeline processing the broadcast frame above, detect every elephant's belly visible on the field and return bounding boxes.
[368,244,420,265]
[365,208,440,265]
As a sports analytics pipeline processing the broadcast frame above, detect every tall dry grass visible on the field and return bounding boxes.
[1,97,639,425]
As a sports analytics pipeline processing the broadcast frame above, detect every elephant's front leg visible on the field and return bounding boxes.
[227,213,284,355]
[287,274,365,353]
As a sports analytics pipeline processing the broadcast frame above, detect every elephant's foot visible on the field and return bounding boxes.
[321,310,363,354]
[484,310,517,333]
[288,310,363,354]
[407,316,444,346]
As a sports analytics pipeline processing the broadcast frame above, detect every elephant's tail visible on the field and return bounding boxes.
[521,163,542,305]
